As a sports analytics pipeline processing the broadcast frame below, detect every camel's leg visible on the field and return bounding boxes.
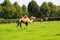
[17,22,22,29]
[20,23,22,28]
[17,22,19,28]
[25,22,28,29]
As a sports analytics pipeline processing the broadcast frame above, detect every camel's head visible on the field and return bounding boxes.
[30,16,36,22]
[30,16,36,19]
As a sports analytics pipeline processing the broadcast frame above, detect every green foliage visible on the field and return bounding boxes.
[13,2,22,18]
[40,2,51,18]
[47,2,59,17]
[40,2,60,18]
[0,0,60,19]
[1,0,16,19]
[22,4,29,16]
[56,7,60,17]
[0,5,3,18]
[28,0,40,17]
[0,5,2,12]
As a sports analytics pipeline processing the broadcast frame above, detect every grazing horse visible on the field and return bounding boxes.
[17,16,35,29]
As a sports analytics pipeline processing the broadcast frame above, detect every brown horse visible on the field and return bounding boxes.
[17,16,35,29]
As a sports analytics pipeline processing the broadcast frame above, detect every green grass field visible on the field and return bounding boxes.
[0,21,60,40]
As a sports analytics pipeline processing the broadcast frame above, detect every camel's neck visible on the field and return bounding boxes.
[29,19,34,23]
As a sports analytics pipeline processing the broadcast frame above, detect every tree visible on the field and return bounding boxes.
[28,0,40,17]
[22,4,29,16]
[1,0,16,19]
[55,6,60,17]
[13,2,22,18]
[48,2,58,17]
[40,2,51,18]
[0,4,3,18]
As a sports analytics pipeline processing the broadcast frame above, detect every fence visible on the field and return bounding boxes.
[0,17,60,24]
[0,18,18,24]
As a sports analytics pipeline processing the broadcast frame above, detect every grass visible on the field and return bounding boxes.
[0,21,60,40]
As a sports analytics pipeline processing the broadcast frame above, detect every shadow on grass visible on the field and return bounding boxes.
[55,34,60,36]
[13,35,20,38]
[26,29,35,32]
[5,29,12,32]
[17,29,24,32]
[41,26,46,28]
[0,29,2,31]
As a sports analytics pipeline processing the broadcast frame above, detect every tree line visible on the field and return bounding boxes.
[0,0,60,19]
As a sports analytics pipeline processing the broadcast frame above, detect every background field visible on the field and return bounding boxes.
[0,21,60,40]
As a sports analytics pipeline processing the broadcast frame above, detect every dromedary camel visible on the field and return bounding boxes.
[17,15,35,29]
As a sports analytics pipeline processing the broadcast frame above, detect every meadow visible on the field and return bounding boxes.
[0,21,60,40]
